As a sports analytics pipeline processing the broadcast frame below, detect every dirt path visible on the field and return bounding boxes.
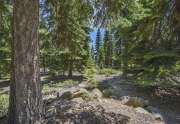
[96,75,180,124]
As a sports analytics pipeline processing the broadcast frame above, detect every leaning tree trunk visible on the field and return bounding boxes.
[8,0,43,124]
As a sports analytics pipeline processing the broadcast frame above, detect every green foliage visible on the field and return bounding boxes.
[103,30,113,68]
[157,66,171,78]
[0,94,9,117]
[60,91,72,100]
[43,80,79,94]
[0,2,12,79]
[89,79,99,89]
[95,29,102,66]
[99,68,118,77]
[83,58,97,79]
[40,0,93,76]
[81,92,92,101]
[63,80,79,87]
[84,67,97,79]
[144,52,179,67]
[1,0,180,89]
[174,61,180,73]
[102,89,113,98]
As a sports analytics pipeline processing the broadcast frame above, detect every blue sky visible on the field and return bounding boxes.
[90,28,105,46]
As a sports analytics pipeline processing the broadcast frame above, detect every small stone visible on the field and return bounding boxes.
[153,113,164,121]
[72,97,84,103]
[135,107,150,115]
[121,96,149,108]
[146,106,159,113]
[72,88,90,98]
[91,88,103,98]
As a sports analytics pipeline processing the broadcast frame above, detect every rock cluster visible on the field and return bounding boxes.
[44,87,165,124]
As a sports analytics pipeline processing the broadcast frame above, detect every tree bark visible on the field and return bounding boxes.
[8,0,43,124]
[121,38,128,78]
[68,60,73,77]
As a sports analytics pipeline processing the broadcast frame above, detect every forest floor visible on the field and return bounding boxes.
[95,75,180,124]
[0,74,180,124]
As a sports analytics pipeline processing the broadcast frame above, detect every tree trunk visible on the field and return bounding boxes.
[121,38,128,78]
[43,56,46,74]
[68,60,73,77]
[8,0,43,124]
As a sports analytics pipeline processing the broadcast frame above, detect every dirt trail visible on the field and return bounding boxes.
[96,75,180,124]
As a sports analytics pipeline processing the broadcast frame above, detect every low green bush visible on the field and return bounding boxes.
[103,89,113,98]
[42,84,57,94]
[0,94,9,117]
[81,92,92,101]
[99,68,118,77]
[62,80,78,87]
[83,67,97,79]
[43,80,79,94]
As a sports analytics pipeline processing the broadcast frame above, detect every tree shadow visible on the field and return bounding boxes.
[97,75,180,124]
[0,80,9,89]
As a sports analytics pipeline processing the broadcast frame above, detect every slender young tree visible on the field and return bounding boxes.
[91,45,95,60]
[103,30,109,67]
[103,30,113,68]
[9,0,43,123]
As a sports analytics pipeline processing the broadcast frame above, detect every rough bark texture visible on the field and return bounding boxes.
[68,60,73,77]
[175,0,180,26]
[9,0,43,124]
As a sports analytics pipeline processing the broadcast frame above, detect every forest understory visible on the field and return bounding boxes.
[0,73,180,124]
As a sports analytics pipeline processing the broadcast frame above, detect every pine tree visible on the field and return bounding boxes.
[114,38,122,68]
[91,45,95,61]
[103,30,109,67]
[9,0,43,123]
[103,30,113,68]
[95,28,101,66]
[109,37,113,67]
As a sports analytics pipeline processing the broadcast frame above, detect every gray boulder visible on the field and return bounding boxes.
[91,88,103,98]
[121,96,149,108]
[135,107,150,115]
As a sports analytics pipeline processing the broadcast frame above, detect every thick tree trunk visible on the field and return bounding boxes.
[8,0,43,124]
[175,0,180,26]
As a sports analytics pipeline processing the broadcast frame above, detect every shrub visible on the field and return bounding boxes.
[83,67,97,79]
[81,92,92,101]
[99,68,118,77]
[43,80,79,94]
[42,84,57,94]
[103,89,113,98]
[157,66,170,78]
[62,80,78,87]
[0,94,9,117]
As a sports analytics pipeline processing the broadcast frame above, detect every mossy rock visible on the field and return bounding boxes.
[102,89,113,98]
[121,96,149,108]
[60,91,73,100]
[73,89,93,101]
[91,88,103,98]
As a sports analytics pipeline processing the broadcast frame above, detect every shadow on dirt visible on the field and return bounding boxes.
[98,76,180,124]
